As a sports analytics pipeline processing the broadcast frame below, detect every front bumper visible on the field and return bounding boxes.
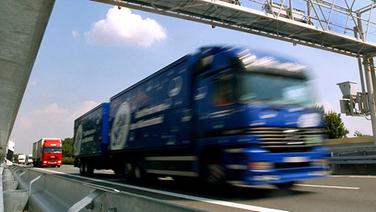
[41,161,61,167]
[225,147,329,186]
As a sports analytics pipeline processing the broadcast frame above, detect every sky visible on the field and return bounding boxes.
[10,0,372,154]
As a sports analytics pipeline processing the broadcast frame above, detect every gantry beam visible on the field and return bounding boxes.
[93,0,376,57]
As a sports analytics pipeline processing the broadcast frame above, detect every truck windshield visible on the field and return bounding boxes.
[238,73,313,106]
[44,147,62,153]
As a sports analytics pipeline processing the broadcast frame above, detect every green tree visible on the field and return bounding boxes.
[314,105,325,115]
[62,137,73,158]
[323,112,349,139]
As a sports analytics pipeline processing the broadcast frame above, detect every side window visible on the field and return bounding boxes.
[214,75,234,106]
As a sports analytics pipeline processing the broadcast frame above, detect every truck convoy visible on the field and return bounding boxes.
[74,46,328,188]
[32,138,62,167]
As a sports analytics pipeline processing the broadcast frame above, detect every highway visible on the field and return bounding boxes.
[29,165,376,212]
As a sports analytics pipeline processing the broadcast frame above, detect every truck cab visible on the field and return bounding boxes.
[193,47,328,187]
[17,154,26,164]
[33,138,63,167]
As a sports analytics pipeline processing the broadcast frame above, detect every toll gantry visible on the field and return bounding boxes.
[94,0,376,140]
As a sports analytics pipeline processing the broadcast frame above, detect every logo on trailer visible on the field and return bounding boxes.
[110,102,131,150]
[168,76,182,97]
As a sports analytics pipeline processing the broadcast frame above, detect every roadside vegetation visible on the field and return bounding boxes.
[316,105,349,139]
[62,137,74,165]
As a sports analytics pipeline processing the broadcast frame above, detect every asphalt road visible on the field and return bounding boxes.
[31,165,376,212]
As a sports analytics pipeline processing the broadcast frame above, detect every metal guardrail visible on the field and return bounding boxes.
[9,166,200,212]
[327,143,376,165]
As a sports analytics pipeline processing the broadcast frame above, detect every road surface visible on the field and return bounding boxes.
[30,165,376,212]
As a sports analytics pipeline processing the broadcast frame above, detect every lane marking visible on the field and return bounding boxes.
[329,175,376,179]
[33,168,288,212]
[296,184,360,190]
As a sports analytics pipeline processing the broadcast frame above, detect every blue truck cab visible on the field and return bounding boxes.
[74,46,328,188]
[192,47,328,187]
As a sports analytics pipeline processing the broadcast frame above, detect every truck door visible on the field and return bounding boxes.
[194,72,237,137]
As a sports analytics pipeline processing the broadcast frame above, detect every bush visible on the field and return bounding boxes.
[62,157,74,165]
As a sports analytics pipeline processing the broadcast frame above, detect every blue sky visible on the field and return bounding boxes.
[11,0,371,153]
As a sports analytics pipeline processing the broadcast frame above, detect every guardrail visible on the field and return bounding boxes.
[326,142,376,165]
[9,166,200,212]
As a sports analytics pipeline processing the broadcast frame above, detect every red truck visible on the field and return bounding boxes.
[32,138,62,167]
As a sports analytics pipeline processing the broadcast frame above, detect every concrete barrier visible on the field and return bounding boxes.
[10,166,200,212]
[3,190,28,212]
[1,166,28,212]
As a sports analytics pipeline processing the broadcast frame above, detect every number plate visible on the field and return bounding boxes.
[284,156,308,163]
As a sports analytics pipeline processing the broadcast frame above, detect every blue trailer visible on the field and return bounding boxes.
[73,103,110,175]
[74,46,328,188]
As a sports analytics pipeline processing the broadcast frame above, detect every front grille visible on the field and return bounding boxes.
[249,127,323,152]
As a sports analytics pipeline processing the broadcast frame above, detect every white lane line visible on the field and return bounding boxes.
[296,184,360,190]
[329,175,376,179]
[33,168,288,212]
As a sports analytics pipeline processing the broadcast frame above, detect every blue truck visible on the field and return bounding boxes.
[74,46,328,188]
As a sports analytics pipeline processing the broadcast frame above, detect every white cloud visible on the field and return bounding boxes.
[72,30,80,39]
[86,7,167,47]
[36,103,69,116]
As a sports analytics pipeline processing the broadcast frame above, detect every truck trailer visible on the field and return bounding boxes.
[32,138,62,167]
[74,46,328,188]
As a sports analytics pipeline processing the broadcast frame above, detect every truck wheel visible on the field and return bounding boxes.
[134,164,142,179]
[123,163,134,179]
[85,162,94,176]
[79,162,86,176]
[275,182,295,190]
[203,164,225,185]
[133,162,155,182]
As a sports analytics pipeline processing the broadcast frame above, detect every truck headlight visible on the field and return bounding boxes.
[248,162,274,171]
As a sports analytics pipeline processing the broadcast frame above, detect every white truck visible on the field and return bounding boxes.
[17,154,26,164]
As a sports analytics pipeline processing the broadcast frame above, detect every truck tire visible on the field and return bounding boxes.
[203,164,225,185]
[79,161,86,176]
[134,164,142,179]
[123,163,134,179]
[85,162,94,176]
[133,162,156,182]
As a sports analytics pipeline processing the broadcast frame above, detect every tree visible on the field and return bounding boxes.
[314,105,325,115]
[323,112,349,139]
[62,137,74,158]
